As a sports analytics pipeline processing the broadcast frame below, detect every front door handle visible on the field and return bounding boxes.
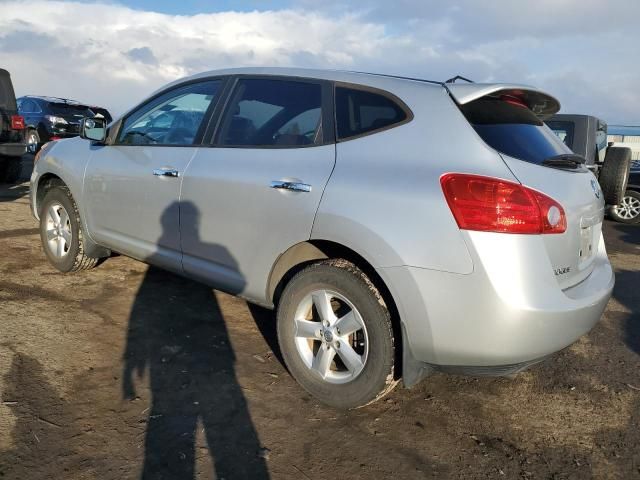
[153,168,180,178]
[270,181,312,193]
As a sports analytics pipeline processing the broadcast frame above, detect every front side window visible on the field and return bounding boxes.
[218,79,323,147]
[118,80,221,146]
[336,87,409,140]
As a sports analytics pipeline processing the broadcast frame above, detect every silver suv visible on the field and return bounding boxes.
[30,68,614,408]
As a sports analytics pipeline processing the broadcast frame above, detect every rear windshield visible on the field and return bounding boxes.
[546,120,575,149]
[461,97,571,165]
[48,102,94,117]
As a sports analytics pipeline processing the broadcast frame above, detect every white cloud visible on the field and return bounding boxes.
[0,0,638,123]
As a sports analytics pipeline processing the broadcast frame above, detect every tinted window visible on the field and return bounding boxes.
[546,120,575,149]
[462,97,572,165]
[336,87,408,140]
[48,103,94,117]
[20,99,40,113]
[219,79,322,147]
[119,80,220,146]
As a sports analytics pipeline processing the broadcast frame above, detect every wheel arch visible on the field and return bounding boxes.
[36,173,67,217]
[35,173,110,259]
[267,239,404,380]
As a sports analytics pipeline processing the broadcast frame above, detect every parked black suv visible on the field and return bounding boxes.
[546,114,631,206]
[0,69,26,183]
[17,96,112,153]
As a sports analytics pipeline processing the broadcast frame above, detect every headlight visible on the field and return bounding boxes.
[44,115,68,125]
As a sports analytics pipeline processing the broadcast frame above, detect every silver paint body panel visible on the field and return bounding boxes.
[30,67,614,370]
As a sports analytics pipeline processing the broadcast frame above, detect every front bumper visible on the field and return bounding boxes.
[381,232,614,377]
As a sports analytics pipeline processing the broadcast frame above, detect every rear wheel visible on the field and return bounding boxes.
[599,147,631,205]
[609,190,640,224]
[39,186,99,272]
[26,129,40,154]
[277,260,396,409]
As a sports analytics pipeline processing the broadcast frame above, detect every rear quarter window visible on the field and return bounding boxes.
[336,86,410,140]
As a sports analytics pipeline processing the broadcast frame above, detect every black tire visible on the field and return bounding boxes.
[39,186,99,272]
[277,259,396,409]
[609,190,640,224]
[26,129,40,154]
[599,147,631,205]
[0,155,22,184]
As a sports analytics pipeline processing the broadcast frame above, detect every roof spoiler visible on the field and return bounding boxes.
[445,83,561,120]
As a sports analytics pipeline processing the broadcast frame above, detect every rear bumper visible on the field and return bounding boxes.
[381,232,614,373]
[0,142,26,157]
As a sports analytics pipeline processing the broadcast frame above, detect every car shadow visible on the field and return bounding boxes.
[0,154,34,202]
[611,268,640,357]
[122,201,270,479]
[246,303,284,367]
[0,182,29,202]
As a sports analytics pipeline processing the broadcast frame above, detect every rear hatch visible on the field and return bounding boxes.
[48,102,95,134]
[449,84,605,290]
[0,68,22,143]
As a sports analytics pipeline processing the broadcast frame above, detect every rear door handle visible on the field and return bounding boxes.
[153,168,180,178]
[270,181,312,193]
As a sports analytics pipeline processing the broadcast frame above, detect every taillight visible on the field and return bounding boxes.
[441,173,566,234]
[499,94,528,109]
[11,115,25,130]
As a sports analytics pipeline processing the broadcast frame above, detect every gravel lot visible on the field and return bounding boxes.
[0,170,639,479]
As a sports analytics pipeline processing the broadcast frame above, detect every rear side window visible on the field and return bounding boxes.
[462,97,571,165]
[336,87,408,140]
[218,79,323,147]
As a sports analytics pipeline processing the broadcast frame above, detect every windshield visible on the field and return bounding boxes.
[462,97,572,165]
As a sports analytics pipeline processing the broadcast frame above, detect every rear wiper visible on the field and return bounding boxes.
[542,154,586,169]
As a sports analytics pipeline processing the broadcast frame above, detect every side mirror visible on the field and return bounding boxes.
[80,117,107,142]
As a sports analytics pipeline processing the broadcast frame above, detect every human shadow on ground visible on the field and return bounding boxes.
[122,201,269,479]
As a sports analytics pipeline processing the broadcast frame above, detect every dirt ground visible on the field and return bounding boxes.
[0,170,639,479]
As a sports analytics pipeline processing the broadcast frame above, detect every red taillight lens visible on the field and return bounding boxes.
[440,173,566,234]
[11,115,25,130]
[499,94,529,109]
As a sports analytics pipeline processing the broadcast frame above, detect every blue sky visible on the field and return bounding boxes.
[1,0,639,122]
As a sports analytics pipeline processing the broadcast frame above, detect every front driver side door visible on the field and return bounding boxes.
[83,78,224,272]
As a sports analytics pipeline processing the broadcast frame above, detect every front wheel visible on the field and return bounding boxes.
[609,190,640,224]
[277,260,396,409]
[39,186,99,272]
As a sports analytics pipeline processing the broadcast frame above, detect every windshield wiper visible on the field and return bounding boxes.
[542,153,586,169]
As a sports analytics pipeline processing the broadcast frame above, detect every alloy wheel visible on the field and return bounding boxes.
[612,194,640,220]
[45,202,72,258]
[293,289,369,384]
